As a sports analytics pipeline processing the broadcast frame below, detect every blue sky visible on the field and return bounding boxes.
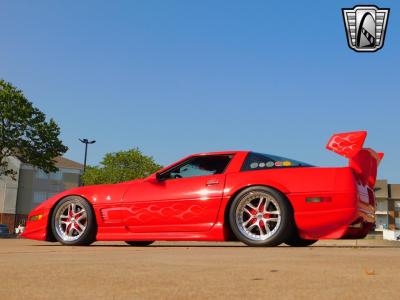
[1,1,399,181]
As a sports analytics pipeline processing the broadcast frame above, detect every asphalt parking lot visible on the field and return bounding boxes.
[0,239,399,300]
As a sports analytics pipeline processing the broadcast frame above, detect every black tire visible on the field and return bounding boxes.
[51,196,96,246]
[229,186,294,247]
[285,232,317,247]
[125,241,154,246]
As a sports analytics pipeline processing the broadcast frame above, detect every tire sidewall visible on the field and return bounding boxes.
[229,186,293,247]
[51,196,96,246]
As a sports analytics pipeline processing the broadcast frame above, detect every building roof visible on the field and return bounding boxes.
[54,157,83,170]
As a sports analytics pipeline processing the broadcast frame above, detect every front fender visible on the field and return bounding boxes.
[22,182,133,241]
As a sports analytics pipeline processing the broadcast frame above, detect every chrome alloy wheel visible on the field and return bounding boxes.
[235,193,281,241]
[54,200,88,242]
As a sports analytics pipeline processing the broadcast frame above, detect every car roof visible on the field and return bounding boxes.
[192,150,249,156]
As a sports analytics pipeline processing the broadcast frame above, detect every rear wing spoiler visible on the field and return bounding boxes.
[326,131,384,187]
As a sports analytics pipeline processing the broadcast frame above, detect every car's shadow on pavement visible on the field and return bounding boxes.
[31,244,400,249]
[309,245,399,249]
[32,244,245,248]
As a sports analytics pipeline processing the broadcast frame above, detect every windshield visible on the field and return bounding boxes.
[241,152,313,171]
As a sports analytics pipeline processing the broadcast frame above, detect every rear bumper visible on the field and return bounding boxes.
[295,207,357,240]
[288,190,375,240]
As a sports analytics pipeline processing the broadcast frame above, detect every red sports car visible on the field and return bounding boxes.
[22,131,383,247]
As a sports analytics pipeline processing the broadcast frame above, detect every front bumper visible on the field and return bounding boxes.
[21,209,50,241]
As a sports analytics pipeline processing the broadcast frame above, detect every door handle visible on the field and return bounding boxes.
[206,179,219,186]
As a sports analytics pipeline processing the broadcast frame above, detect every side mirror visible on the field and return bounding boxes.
[155,172,163,181]
[145,173,162,183]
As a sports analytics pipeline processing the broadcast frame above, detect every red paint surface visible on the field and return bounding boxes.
[22,131,382,243]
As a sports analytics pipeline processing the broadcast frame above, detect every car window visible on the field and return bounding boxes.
[161,155,233,180]
[241,152,312,171]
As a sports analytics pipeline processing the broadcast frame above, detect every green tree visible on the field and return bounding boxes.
[81,148,162,185]
[0,80,68,179]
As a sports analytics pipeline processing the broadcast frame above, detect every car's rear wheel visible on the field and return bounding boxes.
[125,241,154,246]
[51,196,96,246]
[229,186,294,247]
[285,232,317,247]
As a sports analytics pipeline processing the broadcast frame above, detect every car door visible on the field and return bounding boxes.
[122,155,233,233]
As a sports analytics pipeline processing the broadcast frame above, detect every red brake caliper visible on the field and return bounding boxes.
[248,218,257,227]
[65,207,73,235]
[258,199,266,232]
[66,223,72,235]
[259,199,264,213]
[247,206,257,226]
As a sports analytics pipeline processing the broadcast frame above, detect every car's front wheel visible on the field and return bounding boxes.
[51,196,96,246]
[229,186,294,247]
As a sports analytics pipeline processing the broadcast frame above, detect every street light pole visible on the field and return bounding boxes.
[79,138,96,173]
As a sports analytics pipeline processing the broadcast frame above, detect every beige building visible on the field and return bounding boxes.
[0,157,83,233]
[374,180,400,231]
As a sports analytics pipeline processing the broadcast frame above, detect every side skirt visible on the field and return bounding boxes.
[96,222,227,241]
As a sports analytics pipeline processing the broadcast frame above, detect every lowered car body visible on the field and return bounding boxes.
[22,131,383,247]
